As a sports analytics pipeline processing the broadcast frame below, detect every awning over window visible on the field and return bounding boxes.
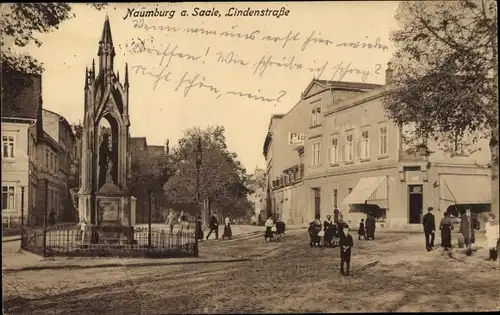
[440,175,491,205]
[341,176,388,207]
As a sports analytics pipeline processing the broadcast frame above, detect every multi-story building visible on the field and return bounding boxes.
[1,69,43,226]
[40,109,79,222]
[245,167,266,223]
[264,65,491,230]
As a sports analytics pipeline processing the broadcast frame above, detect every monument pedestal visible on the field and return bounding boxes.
[95,182,136,245]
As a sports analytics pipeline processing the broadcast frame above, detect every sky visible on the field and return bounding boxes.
[14,2,399,173]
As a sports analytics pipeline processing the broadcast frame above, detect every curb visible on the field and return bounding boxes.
[2,257,251,273]
[2,236,21,243]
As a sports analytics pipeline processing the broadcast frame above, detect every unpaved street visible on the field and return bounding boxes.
[3,230,499,314]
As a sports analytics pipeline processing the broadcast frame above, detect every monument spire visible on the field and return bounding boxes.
[84,67,88,89]
[124,62,129,88]
[97,15,115,83]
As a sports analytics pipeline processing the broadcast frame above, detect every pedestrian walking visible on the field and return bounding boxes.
[264,215,274,241]
[206,213,219,240]
[323,215,334,247]
[165,210,176,235]
[439,211,453,251]
[195,215,204,241]
[358,218,366,241]
[365,214,376,240]
[483,212,498,261]
[423,207,436,251]
[339,225,354,276]
[459,208,480,256]
[222,216,232,240]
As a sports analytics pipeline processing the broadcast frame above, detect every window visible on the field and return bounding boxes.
[379,126,388,156]
[328,137,339,165]
[360,130,370,159]
[311,141,321,166]
[333,189,338,208]
[2,186,16,211]
[311,107,321,126]
[45,149,49,168]
[345,134,354,162]
[55,155,59,172]
[2,135,15,158]
[54,191,59,211]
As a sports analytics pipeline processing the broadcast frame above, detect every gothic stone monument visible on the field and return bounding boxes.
[78,16,134,244]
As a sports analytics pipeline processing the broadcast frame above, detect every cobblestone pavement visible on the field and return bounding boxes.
[3,230,499,314]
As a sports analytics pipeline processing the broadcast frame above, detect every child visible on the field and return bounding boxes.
[339,225,354,276]
[484,213,499,261]
[358,218,366,241]
[308,214,322,247]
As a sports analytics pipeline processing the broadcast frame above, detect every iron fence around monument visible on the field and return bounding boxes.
[21,225,199,258]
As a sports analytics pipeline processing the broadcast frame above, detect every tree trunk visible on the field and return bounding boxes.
[490,137,499,234]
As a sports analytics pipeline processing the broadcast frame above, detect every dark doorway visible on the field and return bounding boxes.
[408,185,423,224]
[313,188,321,218]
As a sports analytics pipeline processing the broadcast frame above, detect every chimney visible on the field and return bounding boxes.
[385,62,393,85]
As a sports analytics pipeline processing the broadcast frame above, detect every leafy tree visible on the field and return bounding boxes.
[130,148,175,222]
[383,0,498,216]
[163,126,251,218]
[1,3,107,74]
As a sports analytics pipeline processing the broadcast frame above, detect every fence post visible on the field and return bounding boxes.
[148,190,152,250]
[20,186,25,248]
[43,179,48,257]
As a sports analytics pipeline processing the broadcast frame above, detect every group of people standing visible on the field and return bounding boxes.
[423,207,499,261]
[357,214,377,241]
[194,212,233,241]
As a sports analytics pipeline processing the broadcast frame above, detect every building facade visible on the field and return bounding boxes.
[1,70,42,227]
[264,66,491,230]
[38,109,79,223]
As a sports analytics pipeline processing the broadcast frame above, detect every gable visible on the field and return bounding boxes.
[301,81,328,99]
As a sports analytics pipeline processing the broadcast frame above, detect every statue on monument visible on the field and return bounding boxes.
[98,133,114,187]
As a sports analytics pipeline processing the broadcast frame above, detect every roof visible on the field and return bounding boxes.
[39,131,61,151]
[314,79,382,90]
[1,69,42,120]
[42,109,76,141]
[148,145,164,155]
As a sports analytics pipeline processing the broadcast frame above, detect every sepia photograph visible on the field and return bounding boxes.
[1,1,498,314]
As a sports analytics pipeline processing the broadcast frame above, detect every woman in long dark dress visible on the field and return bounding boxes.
[439,212,453,250]
[222,216,232,240]
[358,218,366,241]
[195,215,204,241]
[323,215,334,247]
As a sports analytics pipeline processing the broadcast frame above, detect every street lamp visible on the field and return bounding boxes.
[195,137,203,218]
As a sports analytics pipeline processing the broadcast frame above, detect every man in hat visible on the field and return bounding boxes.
[422,207,436,251]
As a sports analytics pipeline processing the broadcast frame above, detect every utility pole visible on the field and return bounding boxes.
[43,179,48,257]
[20,186,25,248]
[148,189,152,250]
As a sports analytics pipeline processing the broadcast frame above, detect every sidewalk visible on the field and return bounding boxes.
[1,224,283,272]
